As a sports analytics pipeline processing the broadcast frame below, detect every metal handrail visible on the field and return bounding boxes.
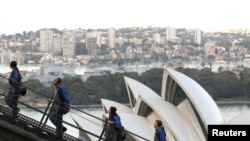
[0,74,150,141]
[101,119,150,141]
[98,119,108,141]
[0,74,105,140]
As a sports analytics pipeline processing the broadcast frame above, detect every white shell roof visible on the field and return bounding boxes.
[72,68,227,141]
[139,95,202,141]
[101,98,155,140]
[124,76,160,100]
[70,113,103,141]
[167,69,224,126]
[119,113,155,141]
[101,98,132,114]
[117,73,206,140]
[102,113,155,141]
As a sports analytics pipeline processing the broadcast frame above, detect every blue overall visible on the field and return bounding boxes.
[5,69,21,113]
[49,85,71,138]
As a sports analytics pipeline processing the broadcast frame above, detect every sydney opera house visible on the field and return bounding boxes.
[71,68,250,141]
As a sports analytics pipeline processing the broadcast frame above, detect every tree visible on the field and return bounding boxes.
[139,68,163,95]
[59,77,89,104]
[195,68,216,97]
[239,67,250,98]
[213,71,241,99]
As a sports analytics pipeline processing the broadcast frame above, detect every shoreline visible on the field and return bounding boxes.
[215,98,250,104]
[216,101,250,104]
[2,100,250,109]
[0,102,129,108]
[21,102,250,108]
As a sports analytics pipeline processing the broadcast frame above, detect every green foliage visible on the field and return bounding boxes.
[239,67,250,98]
[24,79,43,88]
[61,77,89,104]
[179,67,244,100]
[24,79,51,98]
[83,72,139,104]
[175,67,200,80]
[213,71,241,99]
[195,68,216,96]
[2,67,250,105]
[172,85,188,106]
[139,68,163,95]
[162,67,245,100]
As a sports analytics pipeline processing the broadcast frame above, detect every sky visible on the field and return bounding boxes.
[0,0,249,35]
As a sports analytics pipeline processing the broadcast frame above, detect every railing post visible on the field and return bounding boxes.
[98,118,108,141]
[38,99,52,128]
[39,99,56,131]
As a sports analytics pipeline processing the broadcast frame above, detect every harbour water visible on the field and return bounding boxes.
[19,106,104,138]
[19,104,250,139]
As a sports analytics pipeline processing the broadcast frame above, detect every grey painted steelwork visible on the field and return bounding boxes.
[0,104,79,141]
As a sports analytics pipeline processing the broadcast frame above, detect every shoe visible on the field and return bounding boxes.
[63,127,67,133]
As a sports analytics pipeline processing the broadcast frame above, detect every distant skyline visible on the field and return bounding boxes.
[0,0,249,35]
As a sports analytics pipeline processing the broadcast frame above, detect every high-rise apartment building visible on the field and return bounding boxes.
[153,33,161,44]
[166,26,176,42]
[86,37,97,56]
[53,34,62,54]
[86,32,98,56]
[96,32,102,48]
[40,29,54,52]
[194,28,201,45]
[108,28,116,48]
[62,31,76,58]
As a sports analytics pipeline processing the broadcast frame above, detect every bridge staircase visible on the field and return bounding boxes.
[0,75,150,141]
[0,104,79,141]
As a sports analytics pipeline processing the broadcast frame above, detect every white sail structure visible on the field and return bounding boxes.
[71,68,233,141]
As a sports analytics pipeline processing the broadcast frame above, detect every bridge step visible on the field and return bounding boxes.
[0,105,80,141]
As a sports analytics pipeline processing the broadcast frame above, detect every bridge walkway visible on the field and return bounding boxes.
[0,104,79,141]
[0,74,150,141]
